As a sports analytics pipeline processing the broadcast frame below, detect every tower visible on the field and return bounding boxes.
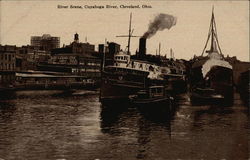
[74,33,79,43]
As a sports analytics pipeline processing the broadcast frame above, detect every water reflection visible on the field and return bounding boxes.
[193,105,233,122]
[0,100,16,132]
[100,104,130,135]
[0,92,101,160]
[100,102,174,160]
[136,110,172,159]
[0,100,16,114]
[0,91,248,160]
[100,102,174,135]
[0,91,17,100]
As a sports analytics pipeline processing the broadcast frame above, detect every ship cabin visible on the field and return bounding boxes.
[114,51,130,68]
[149,86,165,98]
[103,51,166,81]
[112,51,161,74]
[136,86,165,99]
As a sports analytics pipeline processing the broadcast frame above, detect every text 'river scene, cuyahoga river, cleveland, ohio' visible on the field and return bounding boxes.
[0,1,249,160]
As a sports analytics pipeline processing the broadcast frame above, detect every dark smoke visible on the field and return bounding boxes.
[142,13,177,39]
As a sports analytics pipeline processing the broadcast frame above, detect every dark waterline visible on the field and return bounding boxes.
[0,90,249,160]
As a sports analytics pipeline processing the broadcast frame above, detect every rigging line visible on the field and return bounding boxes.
[215,34,223,57]
[201,16,213,56]
[201,32,211,56]
[212,7,223,56]
[213,15,223,56]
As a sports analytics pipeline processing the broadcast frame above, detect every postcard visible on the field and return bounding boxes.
[0,0,249,160]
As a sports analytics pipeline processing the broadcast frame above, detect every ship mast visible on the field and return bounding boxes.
[116,13,140,54]
[128,13,132,54]
[201,7,223,56]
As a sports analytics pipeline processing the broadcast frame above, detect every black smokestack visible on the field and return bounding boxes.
[139,37,146,56]
[143,13,177,39]
[99,44,104,54]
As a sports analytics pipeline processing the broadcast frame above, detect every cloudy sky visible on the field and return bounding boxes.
[0,0,249,61]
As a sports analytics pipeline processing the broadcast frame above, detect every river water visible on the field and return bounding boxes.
[0,90,249,160]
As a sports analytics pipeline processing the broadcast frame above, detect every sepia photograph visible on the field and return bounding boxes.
[0,0,249,159]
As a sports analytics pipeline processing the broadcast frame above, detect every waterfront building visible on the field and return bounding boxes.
[51,33,95,55]
[78,54,101,77]
[40,53,101,78]
[0,45,16,86]
[0,45,16,71]
[71,33,95,54]
[38,33,101,79]
[16,45,50,71]
[31,34,60,51]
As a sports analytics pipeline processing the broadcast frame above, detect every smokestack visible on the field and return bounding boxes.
[139,37,146,57]
[99,44,104,54]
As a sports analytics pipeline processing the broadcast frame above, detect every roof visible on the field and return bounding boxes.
[149,86,164,88]
[15,72,85,78]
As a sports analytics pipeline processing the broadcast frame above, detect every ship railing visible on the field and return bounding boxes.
[104,66,149,76]
[106,78,145,88]
[108,78,144,85]
[106,65,149,72]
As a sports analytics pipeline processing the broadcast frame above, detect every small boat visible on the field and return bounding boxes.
[190,87,225,105]
[129,85,174,112]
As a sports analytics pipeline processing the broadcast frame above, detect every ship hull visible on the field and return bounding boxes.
[190,88,228,105]
[99,70,147,105]
[132,97,173,113]
[100,81,142,105]
[190,65,233,106]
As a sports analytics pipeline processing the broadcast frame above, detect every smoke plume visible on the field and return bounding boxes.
[142,13,177,39]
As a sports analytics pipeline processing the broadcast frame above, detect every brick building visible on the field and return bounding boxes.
[16,45,50,71]
[31,34,60,51]
[40,53,101,78]
[0,45,17,86]
[38,33,101,78]
[51,33,95,55]
[0,45,16,71]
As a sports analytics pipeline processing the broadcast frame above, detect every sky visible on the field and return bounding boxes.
[0,0,249,61]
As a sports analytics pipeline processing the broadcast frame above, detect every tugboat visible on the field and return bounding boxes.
[190,8,233,106]
[129,85,174,112]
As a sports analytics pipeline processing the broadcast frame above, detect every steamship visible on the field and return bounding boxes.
[100,14,186,105]
[189,9,233,105]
